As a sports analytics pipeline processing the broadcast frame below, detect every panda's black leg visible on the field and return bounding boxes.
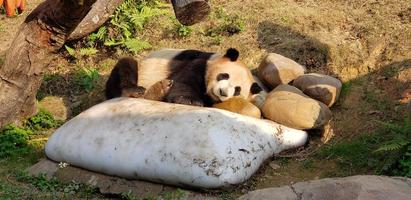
[171,96,204,106]
[165,82,204,106]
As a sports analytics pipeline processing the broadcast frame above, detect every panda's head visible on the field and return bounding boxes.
[205,48,262,102]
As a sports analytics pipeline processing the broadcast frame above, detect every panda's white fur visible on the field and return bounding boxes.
[133,48,257,106]
[205,54,255,102]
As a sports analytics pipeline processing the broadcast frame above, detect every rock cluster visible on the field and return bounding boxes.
[256,53,342,130]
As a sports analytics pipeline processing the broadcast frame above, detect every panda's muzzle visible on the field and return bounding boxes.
[219,89,228,97]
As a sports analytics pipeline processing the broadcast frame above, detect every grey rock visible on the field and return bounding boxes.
[292,73,342,107]
[27,159,59,179]
[38,96,71,121]
[27,159,217,199]
[258,53,306,89]
[238,175,411,200]
[262,84,332,130]
[239,186,298,200]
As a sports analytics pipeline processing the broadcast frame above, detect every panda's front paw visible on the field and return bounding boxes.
[160,79,174,93]
[171,96,204,107]
[122,86,146,98]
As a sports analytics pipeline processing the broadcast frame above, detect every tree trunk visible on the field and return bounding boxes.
[171,0,210,26]
[68,0,123,41]
[0,0,96,127]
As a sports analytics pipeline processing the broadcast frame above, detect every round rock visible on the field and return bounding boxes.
[262,85,332,130]
[213,97,261,118]
[292,73,342,107]
[38,96,70,121]
[258,53,306,89]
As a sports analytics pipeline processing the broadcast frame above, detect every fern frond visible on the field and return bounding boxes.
[123,38,151,54]
[376,139,410,152]
[64,45,76,57]
[79,48,98,57]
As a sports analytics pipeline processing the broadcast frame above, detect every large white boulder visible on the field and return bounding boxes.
[45,98,307,189]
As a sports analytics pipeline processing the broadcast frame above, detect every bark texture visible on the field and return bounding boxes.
[68,0,123,40]
[0,0,96,127]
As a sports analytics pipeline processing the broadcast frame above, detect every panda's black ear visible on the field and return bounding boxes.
[224,48,239,61]
[250,82,263,94]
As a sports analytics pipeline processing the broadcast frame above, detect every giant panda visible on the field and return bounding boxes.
[105,48,262,107]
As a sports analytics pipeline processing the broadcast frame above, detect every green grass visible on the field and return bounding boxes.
[205,7,245,37]
[362,89,390,111]
[301,159,316,171]
[120,188,188,200]
[340,81,352,98]
[317,118,411,177]
[73,67,100,92]
[0,110,104,199]
[0,110,59,159]
[175,23,192,38]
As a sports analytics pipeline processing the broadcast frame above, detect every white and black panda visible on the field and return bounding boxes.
[105,48,262,107]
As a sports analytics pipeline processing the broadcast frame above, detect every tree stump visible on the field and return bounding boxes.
[68,0,123,41]
[171,0,210,26]
[0,0,96,127]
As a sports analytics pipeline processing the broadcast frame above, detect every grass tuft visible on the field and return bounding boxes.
[318,118,411,177]
[73,67,100,92]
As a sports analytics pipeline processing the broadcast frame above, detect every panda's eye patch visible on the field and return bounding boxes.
[216,73,230,81]
[234,86,241,96]
[250,82,263,94]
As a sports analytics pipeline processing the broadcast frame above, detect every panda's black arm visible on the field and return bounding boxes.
[165,81,204,107]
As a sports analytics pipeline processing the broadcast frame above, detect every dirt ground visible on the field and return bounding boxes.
[0,0,410,199]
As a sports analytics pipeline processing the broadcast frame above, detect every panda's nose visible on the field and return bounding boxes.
[219,89,227,97]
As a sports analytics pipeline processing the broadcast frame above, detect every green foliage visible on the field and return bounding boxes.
[318,118,411,177]
[302,159,316,170]
[363,89,390,110]
[277,157,290,166]
[78,47,99,57]
[17,173,61,192]
[120,191,140,200]
[0,110,59,159]
[88,0,166,54]
[120,189,187,200]
[88,26,108,46]
[218,192,236,200]
[42,73,61,83]
[25,109,60,131]
[172,18,192,37]
[36,74,65,100]
[0,125,32,159]
[65,45,99,59]
[206,7,245,37]
[15,172,98,196]
[73,67,100,92]
[114,38,152,54]
[375,119,411,177]
[162,189,187,200]
[340,81,352,97]
[176,25,192,37]
[318,133,383,172]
